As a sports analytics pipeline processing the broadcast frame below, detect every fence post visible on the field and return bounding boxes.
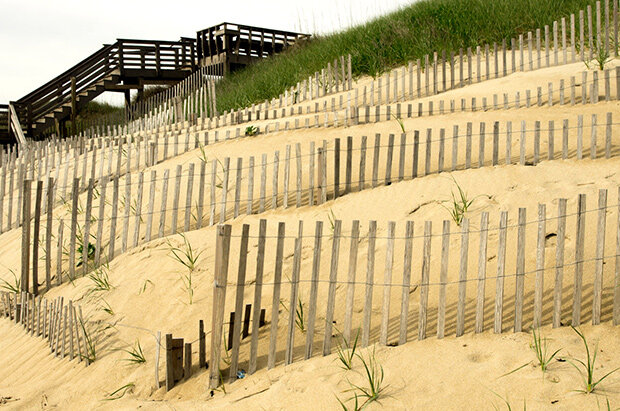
[21,179,31,293]
[209,224,232,389]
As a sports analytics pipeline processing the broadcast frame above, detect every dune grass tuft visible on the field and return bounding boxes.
[568,326,619,394]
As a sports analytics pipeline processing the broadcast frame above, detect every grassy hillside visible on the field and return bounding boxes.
[215,0,598,111]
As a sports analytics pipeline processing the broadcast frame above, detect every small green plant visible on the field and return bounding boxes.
[138,279,153,295]
[531,327,561,373]
[103,383,135,401]
[167,234,202,305]
[340,346,386,409]
[336,329,359,370]
[79,315,98,363]
[583,40,611,71]
[337,393,361,411]
[567,326,619,394]
[121,340,146,364]
[295,298,306,333]
[391,113,405,133]
[327,209,337,235]
[87,264,113,294]
[0,269,20,293]
[245,125,258,136]
[441,176,474,226]
[490,390,526,411]
[99,299,114,316]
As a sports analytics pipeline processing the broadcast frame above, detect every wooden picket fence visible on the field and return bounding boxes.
[0,290,90,366]
[206,188,620,389]
[10,111,618,297]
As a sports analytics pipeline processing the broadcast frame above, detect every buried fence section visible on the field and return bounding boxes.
[207,188,620,388]
[0,290,88,366]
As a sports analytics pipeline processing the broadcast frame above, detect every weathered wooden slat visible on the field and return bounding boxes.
[267,222,286,369]
[228,224,249,382]
[249,219,267,374]
[304,221,323,359]
[534,204,546,328]
[285,224,303,365]
[322,220,342,355]
[437,220,450,338]
[514,208,527,332]
[209,224,232,389]
[362,221,377,347]
[418,221,432,340]
[572,194,586,326]
[456,218,469,337]
[379,221,396,345]
[475,212,489,333]
[592,189,607,325]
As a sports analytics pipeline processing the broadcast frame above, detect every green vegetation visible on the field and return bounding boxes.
[166,234,203,304]
[121,340,146,364]
[336,329,360,371]
[0,269,20,294]
[441,176,475,226]
[213,0,597,112]
[338,346,387,409]
[103,382,135,401]
[530,327,561,373]
[568,326,619,394]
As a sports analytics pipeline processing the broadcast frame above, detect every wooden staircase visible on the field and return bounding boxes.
[5,38,197,142]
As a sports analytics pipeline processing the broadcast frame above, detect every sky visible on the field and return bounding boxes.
[0,0,414,104]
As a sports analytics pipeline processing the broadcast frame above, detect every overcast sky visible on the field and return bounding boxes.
[0,0,414,104]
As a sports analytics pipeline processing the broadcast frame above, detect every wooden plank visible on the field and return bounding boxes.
[514,208,527,333]
[592,189,607,325]
[132,173,144,248]
[534,204,546,327]
[249,219,267,374]
[304,221,323,359]
[247,156,255,214]
[456,219,469,337]
[219,158,230,223]
[418,221,432,340]
[451,125,459,171]
[285,225,303,365]
[209,224,232,389]
[397,221,414,345]
[272,151,280,210]
[465,123,472,169]
[145,171,157,242]
[475,212,489,333]
[267,222,286,369]
[56,220,64,285]
[20,179,32,292]
[345,136,353,193]
[362,221,377,347]
[233,158,242,218]
[424,129,432,175]
[209,160,217,225]
[372,134,380,188]
[552,199,568,328]
[121,173,132,252]
[343,220,360,343]
[379,221,396,345]
[228,224,249,382]
[32,181,43,295]
[437,220,450,338]
[158,169,170,238]
[68,178,79,280]
[171,165,182,233]
[108,177,120,260]
[322,219,342,355]
[571,194,586,326]
[333,139,340,199]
